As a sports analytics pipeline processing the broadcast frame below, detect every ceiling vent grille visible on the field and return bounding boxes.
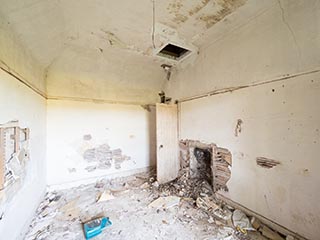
[157,43,191,61]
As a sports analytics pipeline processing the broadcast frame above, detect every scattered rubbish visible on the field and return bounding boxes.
[208,216,214,224]
[140,182,149,189]
[97,190,115,202]
[162,220,168,224]
[232,209,254,231]
[152,181,159,188]
[83,217,112,239]
[59,198,80,220]
[24,169,292,240]
[250,216,261,230]
[216,226,234,239]
[213,207,232,221]
[260,225,285,240]
[196,196,219,212]
[148,196,180,209]
[110,187,130,196]
[286,235,295,240]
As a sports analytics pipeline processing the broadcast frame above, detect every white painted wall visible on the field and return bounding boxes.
[46,100,156,186]
[180,72,320,239]
[165,1,320,239]
[0,69,46,240]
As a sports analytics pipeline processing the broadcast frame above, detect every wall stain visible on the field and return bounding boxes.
[99,29,127,48]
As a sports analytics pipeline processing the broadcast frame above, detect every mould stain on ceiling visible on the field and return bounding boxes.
[0,0,254,103]
[198,0,247,28]
[188,0,211,17]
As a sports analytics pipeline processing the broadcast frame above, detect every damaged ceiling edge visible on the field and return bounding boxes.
[0,61,46,98]
[46,95,159,107]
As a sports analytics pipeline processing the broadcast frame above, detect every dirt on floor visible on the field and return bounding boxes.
[24,170,287,240]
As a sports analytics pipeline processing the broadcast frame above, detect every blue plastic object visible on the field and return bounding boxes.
[83,217,112,239]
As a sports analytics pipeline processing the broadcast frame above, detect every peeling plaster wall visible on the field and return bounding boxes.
[0,69,46,240]
[46,100,156,186]
[0,15,45,94]
[165,1,320,239]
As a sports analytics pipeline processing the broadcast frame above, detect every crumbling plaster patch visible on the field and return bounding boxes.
[82,141,131,172]
[46,100,156,186]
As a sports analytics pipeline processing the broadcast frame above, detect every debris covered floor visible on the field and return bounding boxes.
[24,170,285,240]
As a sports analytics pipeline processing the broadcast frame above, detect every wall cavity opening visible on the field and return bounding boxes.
[179,140,232,193]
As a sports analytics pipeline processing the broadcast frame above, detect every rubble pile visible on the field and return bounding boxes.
[148,173,293,240]
[24,169,296,240]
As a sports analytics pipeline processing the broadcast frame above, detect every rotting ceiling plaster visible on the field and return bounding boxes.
[0,0,274,104]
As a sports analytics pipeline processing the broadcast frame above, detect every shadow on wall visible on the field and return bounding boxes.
[147,105,157,167]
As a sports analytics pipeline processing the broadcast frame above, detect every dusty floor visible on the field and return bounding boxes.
[24,171,282,240]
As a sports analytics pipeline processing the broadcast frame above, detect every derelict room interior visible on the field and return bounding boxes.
[0,0,319,239]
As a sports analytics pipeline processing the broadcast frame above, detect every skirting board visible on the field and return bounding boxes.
[47,166,154,191]
[216,193,308,240]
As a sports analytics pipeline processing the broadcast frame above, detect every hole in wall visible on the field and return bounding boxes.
[256,157,280,169]
[179,140,232,193]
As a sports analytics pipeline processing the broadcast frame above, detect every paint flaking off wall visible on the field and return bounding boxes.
[83,142,131,172]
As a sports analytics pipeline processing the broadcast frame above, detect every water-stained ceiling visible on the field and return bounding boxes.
[0,0,272,104]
